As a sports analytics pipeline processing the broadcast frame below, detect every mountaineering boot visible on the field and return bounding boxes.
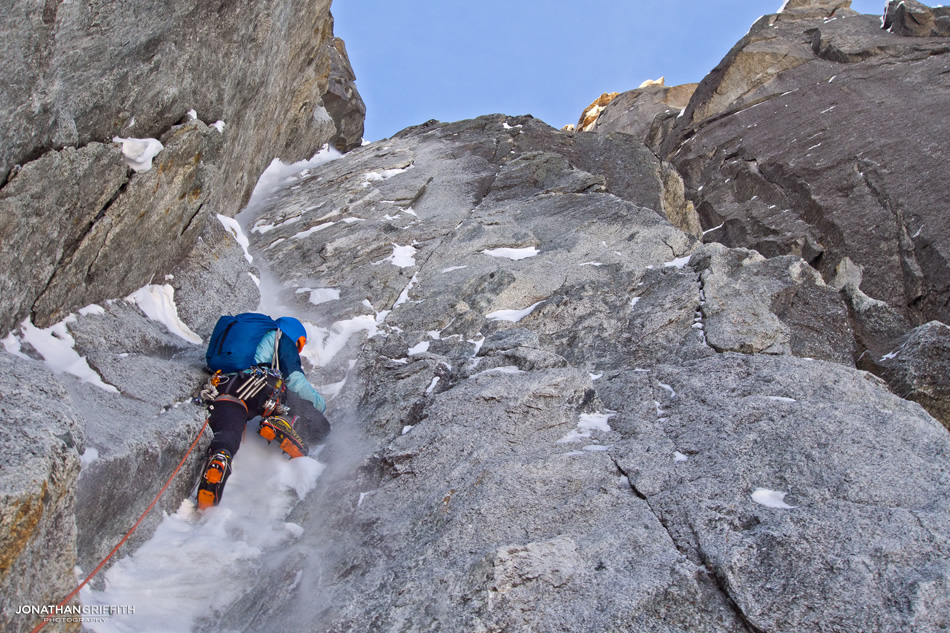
[259,416,309,458]
[196,449,232,510]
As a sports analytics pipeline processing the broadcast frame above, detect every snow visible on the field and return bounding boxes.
[113,137,164,172]
[361,166,412,184]
[630,297,641,308]
[590,373,603,381]
[471,366,525,378]
[469,335,486,356]
[80,447,100,466]
[579,412,614,433]
[393,273,419,308]
[211,120,225,133]
[126,284,202,344]
[663,256,692,269]
[79,304,106,317]
[251,215,303,234]
[401,426,413,435]
[313,105,333,125]
[83,438,325,633]
[441,265,468,273]
[426,377,440,394]
[301,315,380,368]
[486,300,545,323]
[751,488,797,509]
[557,411,615,443]
[408,341,430,356]
[295,287,341,305]
[318,359,357,401]
[657,381,677,398]
[16,317,119,393]
[765,396,796,403]
[217,214,253,263]
[482,246,539,260]
[374,243,417,268]
[674,451,689,462]
[1,332,23,357]
[292,221,336,240]
[240,146,342,221]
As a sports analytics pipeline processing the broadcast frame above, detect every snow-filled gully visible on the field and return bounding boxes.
[6,144,751,632]
[66,148,449,632]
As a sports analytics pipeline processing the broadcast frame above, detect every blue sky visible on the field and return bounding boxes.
[332,0,887,141]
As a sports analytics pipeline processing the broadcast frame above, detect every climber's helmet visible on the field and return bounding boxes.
[276,317,307,353]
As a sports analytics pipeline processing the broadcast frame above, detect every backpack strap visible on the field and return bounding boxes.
[272,330,282,374]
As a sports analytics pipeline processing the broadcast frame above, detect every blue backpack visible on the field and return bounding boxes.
[205,313,278,372]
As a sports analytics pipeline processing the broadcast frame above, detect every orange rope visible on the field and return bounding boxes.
[29,417,210,633]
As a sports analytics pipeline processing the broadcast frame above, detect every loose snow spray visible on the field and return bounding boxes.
[82,438,325,633]
[81,147,346,632]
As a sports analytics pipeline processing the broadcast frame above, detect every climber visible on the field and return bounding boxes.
[196,313,329,509]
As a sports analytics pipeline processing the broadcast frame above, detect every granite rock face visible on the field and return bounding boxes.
[3,0,950,630]
[661,6,950,347]
[0,221,257,630]
[203,113,950,633]
[0,353,84,633]
[0,0,364,333]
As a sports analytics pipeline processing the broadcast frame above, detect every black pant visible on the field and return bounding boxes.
[207,373,332,456]
[207,373,272,457]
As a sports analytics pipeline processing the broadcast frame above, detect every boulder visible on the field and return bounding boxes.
[323,38,367,152]
[884,0,950,37]
[693,243,856,364]
[24,120,225,328]
[868,321,950,429]
[587,82,698,148]
[576,92,619,131]
[777,0,855,20]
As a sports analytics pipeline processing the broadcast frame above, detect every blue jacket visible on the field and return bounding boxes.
[254,330,326,413]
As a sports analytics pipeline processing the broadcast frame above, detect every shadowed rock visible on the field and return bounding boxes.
[0,0,364,333]
[662,4,950,347]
